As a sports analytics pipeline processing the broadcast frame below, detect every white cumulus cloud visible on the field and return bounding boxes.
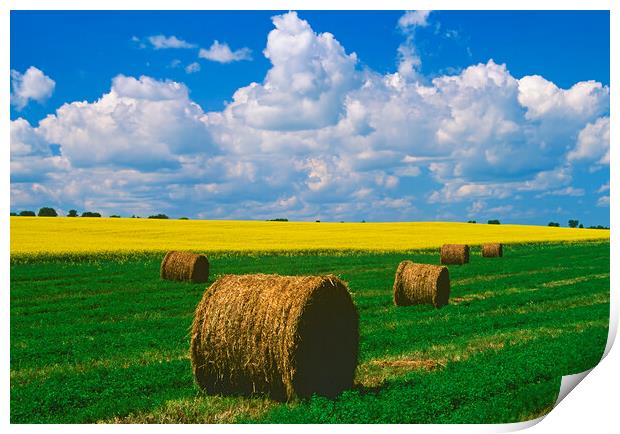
[147,35,196,49]
[10,118,50,157]
[213,11,358,132]
[11,66,56,110]
[36,75,211,169]
[199,40,252,63]
[597,195,609,207]
[398,11,431,30]
[518,76,609,121]
[185,62,201,74]
[597,182,609,193]
[567,116,610,165]
[394,11,432,81]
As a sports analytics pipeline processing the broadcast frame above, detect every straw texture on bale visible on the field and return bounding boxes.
[393,261,450,308]
[482,243,503,258]
[160,251,209,283]
[440,244,470,265]
[190,274,359,401]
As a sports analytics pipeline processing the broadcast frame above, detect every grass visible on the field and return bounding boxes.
[10,216,609,256]
[10,241,609,423]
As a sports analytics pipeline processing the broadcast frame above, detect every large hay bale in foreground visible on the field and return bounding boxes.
[440,244,470,265]
[481,243,503,258]
[190,274,359,401]
[393,261,450,308]
[160,251,209,283]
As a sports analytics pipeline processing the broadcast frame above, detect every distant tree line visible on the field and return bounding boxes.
[9,207,610,228]
[38,207,58,217]
[547,220,608,229]
[10,207,179,220]
[10,210,36,217]
[465,220,501,224]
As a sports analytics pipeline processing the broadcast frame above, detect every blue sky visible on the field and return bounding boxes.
[10,10,610,225]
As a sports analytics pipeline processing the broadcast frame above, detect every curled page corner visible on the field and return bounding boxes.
[550,286,619,407]
[555,369,594,407]
[494,370,596,433]
[549,290,619,407]
[493,415,546,433]
[542,311,617,423]
[602,301,618,359]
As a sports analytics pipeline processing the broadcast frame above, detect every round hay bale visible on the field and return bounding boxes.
[393,261,450,308]
[481,243,503,258]
[440,244,470,265]
[160,251,209,283]
[190,274,359,401]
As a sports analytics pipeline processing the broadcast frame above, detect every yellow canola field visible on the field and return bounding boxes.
[10,217,609,257]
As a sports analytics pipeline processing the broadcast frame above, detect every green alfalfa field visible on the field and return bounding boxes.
[10,241,609,423]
